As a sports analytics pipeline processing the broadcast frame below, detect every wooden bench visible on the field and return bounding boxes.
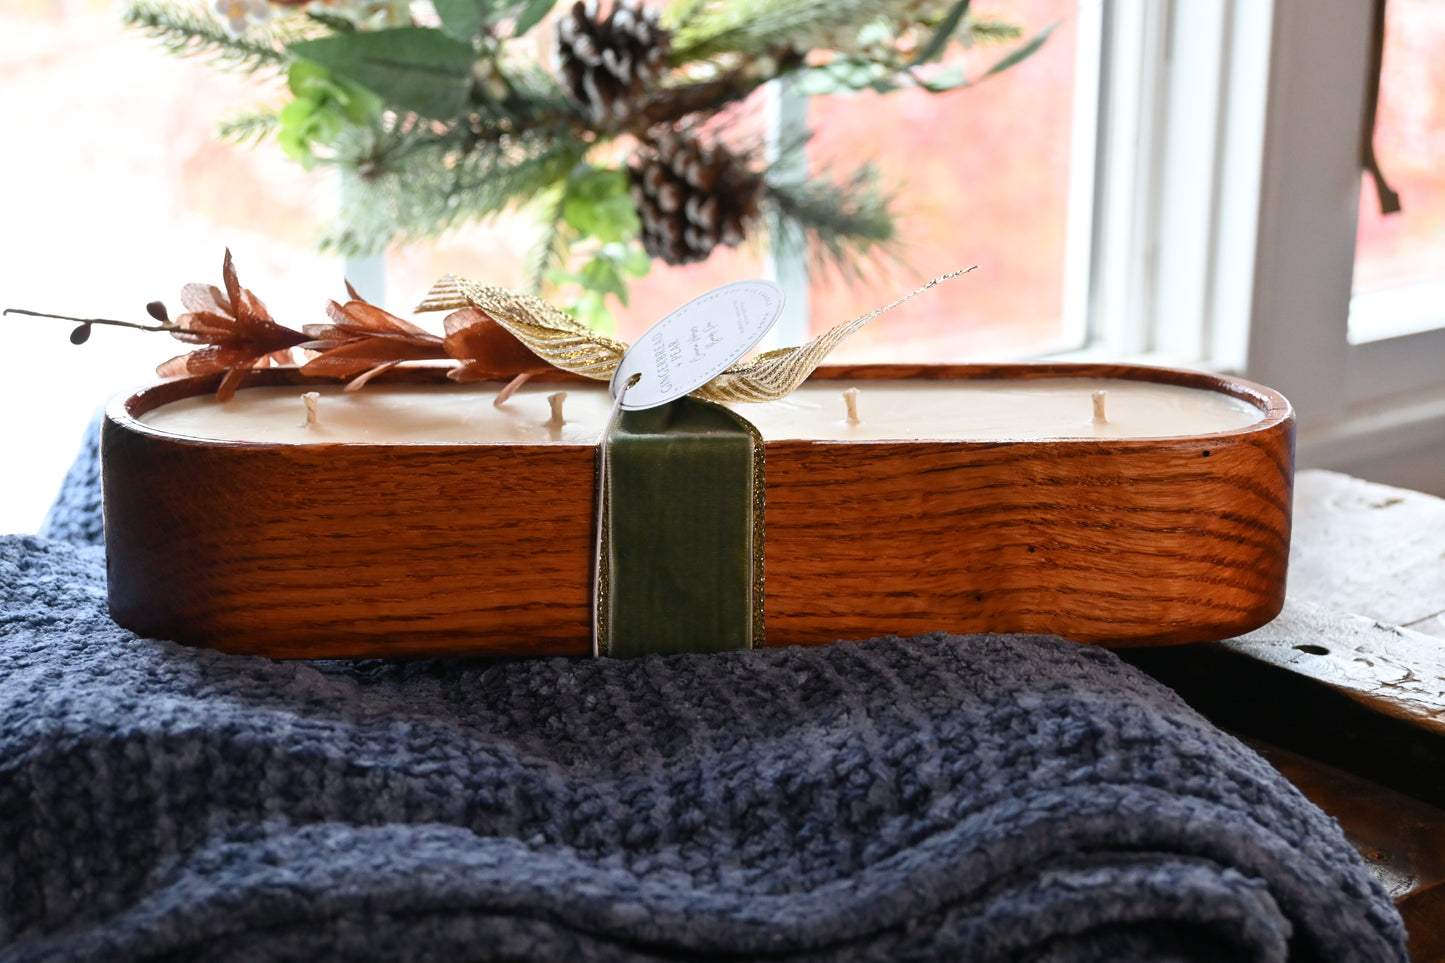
[1124,469,1445,961]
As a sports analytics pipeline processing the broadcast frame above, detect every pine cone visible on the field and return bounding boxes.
[557,0,670,127]
[630,133,764,266]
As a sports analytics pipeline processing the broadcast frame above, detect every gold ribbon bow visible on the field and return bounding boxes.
[416,269,972,403]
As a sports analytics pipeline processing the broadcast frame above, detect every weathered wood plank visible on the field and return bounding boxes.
[1225,599,1445,737]
[1400,883,1445,963]
[1123,604,1445,808]
[1246,739,1445,902]
[1289,470,1445,637]
[1414,614,1445,641]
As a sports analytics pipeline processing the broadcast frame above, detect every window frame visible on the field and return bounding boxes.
[1053,0,1445,482]
[1243,0,1445,473]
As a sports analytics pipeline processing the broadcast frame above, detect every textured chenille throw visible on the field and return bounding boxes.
[0,423,1408,962]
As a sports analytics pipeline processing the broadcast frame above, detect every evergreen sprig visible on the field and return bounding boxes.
[671,0,901,61]
[120,0,298,74]
[322,131,589,256]
[524,187,571,295]
[766,163,898,278]
[119,0,1050,328]
[218,106,280,145]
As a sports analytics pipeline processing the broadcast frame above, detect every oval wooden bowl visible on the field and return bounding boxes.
[102,363,1294,658]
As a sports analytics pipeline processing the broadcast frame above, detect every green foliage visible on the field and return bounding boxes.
[909,0,971,66]
[304,10,359,34]
[435,0,558,42]
[323,131,587,255]
[765,163,898,278]
[510,0,559,37]
[542,166,651,332]
[218,106,280,145]
[793,11,1044,95]
[671,0,900,62]
[276,60,383,168]
[433,0,488,41]
[562,166,641,244]
[287,28,476,119]
[124,0,1051,332]
[972,20,1056,80]
[524,187,571,294]
[549,242,652,333]
[121,0,299,73]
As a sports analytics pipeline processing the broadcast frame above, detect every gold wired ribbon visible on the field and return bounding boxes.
[415,269,974,403]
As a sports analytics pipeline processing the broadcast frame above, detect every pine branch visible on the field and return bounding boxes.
[322,131,588,256]
[961,16,1024,45]
[218,105,279,145]
[525,187,570,295]
[636,70,775,129]
[121,0,299,74]
[661,0,711,33]
[671,0,903,61]
[765,162,899,279]
[482,60,578,134]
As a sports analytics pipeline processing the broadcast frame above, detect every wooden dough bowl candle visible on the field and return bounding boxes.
[102,362,1294,658]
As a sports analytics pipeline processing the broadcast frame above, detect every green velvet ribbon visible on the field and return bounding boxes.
[597,397,764,658]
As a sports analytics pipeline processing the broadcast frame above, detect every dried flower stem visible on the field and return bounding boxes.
[2,308,178,334]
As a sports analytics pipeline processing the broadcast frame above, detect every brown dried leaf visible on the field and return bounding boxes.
[344,361,402,392]
[307,298,439,341]
[297,290,445,381]
[156,353,192,379]
[441,307,555,381]
[159,249,308,399]
[179,283,229,318]
[299,296,447,380]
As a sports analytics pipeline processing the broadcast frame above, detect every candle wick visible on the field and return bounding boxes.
[1092,390,1108,424]
[843,387,861,426]
[302,391,320,429]
[546,391,567,429]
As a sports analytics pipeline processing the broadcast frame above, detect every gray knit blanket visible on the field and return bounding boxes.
[0,422,1408,961]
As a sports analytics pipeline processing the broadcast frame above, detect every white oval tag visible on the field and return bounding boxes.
[609,280,785,410]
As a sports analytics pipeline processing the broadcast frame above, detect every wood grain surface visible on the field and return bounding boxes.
[105,370,597,658]
[103,363,1293,657]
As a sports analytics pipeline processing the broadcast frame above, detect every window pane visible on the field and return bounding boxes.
[387,4,1080,351]
[398,2,1082,356]
[804,0,1080,362]
[1353,0,1445,295]
[0,0,336,534]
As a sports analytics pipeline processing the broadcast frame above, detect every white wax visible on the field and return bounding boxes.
[138,378,1262,444]
[745,379,1262,440]
[140,384,620,445]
